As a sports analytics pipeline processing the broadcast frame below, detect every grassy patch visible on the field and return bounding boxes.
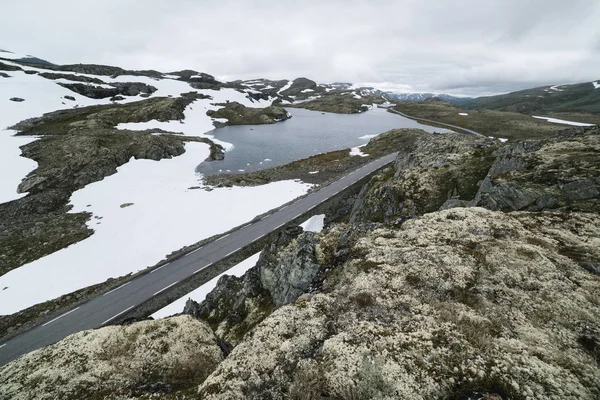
[393,99,567,140]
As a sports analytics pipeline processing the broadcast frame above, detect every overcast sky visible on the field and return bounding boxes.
[1,0,599,96]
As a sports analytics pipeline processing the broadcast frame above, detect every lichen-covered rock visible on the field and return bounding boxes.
[350,130,497,223]
[184,226,321,344]
[475,126,600,212]
[0,316,223,400]
[260,230,320,307]
[199,208,600,400]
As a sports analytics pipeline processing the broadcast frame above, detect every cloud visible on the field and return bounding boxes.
[1,0,598,96]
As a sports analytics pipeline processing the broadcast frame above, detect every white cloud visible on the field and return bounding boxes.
[1,0,599,96]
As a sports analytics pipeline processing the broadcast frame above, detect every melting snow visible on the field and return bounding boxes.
[358,134,378,140]
[0,142,311,315]
[300,214,325,233]
[151,252,262,319]
[278,80,293,93]
[350,145,368,157]
[532,116,595,127]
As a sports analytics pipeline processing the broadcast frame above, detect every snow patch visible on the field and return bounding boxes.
[498,138,509,143]
[458,113,468,116]
[300,89,314,93]
[308,171,319,174]
[532,116,595,127]
[300,214,325,233]
[151,252,262,319]
[0,142,311,315]
[358,134,378,140]
[350,145,368,157]
[278,80,293,94]
[593,81,600,89]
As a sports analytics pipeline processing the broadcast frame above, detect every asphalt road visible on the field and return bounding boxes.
[387,108,485,137]
[0,151,398,367]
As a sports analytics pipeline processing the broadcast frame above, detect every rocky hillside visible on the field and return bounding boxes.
[2,126,598,400]
[458,80,600,117]
[393,98,582,140]
[207,101,291,126]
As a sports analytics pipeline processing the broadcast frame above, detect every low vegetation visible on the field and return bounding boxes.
[288,92,385,114]
[394,98,572,140]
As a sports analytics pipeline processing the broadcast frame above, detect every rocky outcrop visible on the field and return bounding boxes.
[169,69,221,88]
[9,97,24,102]
[0,316,223,400]
[1,94,220,278]
[207,101,291,126]
[259,226,320,306]
[184,226,321,344]
[9,95,199,135]
[289,92,385,114]
[199,208,600,399]
[350,126,600,224]
[38,72,105,84]
[0,61,21,71]
[474,126,600,212]
[350,130,498,223]
[279,77,319,97]
[58,81,157,99]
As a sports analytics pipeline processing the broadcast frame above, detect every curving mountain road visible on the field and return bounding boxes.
[0,152,398,367]
[387,108,485,137]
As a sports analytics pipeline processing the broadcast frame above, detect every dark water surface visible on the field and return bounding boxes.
[197,107,449,175]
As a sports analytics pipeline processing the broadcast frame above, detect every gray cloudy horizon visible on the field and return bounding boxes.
[1,0,599,97]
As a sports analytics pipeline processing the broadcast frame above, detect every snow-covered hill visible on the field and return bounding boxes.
[0,49,469,316]
[0,52,314,315]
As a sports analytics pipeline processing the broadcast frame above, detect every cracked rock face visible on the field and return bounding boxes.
[0,316,223,400]
[350,131,497,223]
[475,126,600,212]
[184,226,321,344]
[199,208,600,400]
[349,126,600,224]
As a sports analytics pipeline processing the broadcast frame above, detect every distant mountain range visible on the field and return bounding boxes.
[2,48,599,116]
[382,92,470,104]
